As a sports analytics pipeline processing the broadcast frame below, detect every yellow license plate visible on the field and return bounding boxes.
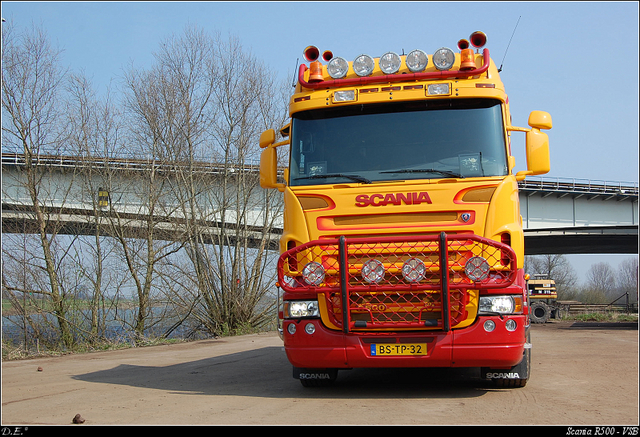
[370,343,427,356]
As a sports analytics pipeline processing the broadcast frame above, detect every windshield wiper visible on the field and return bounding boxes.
[380,168,464,179]
[294,173,372,184]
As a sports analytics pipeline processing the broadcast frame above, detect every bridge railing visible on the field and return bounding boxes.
[1,152,261,173]
[519,176,638,196]
[4,153,637,196]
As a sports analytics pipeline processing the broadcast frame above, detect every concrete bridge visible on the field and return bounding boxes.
[2,153,637,255]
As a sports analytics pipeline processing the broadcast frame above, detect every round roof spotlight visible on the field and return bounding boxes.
[402,258,426,283]
[469,31,487,49]
[303,46,320,62]
[353,54,375,77]
[362,259,385,284]
[432,47,455,71]
[465,256,490,282]
[406,49,428,72]
[327,56,349,79]
[379,51,401,74]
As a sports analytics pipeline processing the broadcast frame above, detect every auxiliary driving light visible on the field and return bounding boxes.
[379,52,401,74]
[505,319,518,332]
[302,261,325,286]
[432,47,455,71]
[465,256,490,282]
[402,258,427,283]
[353,54,375,77]
[362,259,385,283]
[327,57,349,79]
[406,49,428,72]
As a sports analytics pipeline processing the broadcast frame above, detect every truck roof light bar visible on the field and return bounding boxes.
[298,48,490,89]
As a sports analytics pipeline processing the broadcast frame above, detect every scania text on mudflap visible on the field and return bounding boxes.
[259,32,551,388]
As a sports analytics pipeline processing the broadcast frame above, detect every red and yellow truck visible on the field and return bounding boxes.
[259,32,552,387]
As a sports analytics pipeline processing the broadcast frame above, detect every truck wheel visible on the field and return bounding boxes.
[530,301,550,324]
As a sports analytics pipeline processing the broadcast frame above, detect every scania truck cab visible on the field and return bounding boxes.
[259,32,551,387]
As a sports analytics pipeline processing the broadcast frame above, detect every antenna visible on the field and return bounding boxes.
[291,57,299,87]
[498,15,521,72]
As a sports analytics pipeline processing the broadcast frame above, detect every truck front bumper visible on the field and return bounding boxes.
[283,315,527,369]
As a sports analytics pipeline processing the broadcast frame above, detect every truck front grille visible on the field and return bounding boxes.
[278,233,516,332]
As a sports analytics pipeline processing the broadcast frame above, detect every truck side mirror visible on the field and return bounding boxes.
[259,129,276,148]
[515,111,552,179]
[259,128,289,190]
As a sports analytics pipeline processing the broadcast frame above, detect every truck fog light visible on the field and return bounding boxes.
[483,320,496,332]
[287,323,297,335]
[505,319,517,332]
[305,323,316,335]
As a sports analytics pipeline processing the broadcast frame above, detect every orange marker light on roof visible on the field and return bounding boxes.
[308,61,324,82]
[458,38,476,70]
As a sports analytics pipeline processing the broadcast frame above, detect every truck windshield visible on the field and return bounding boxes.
[289,98,508,186]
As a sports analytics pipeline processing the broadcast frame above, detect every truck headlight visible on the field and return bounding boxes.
[284,300,320,318]
[479,295,523,314]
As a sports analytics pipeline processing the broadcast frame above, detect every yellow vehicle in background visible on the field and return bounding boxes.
[527,274,558,323]
[259,32,552,387]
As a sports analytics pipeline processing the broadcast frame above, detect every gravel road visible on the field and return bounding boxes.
[1,320,638,426]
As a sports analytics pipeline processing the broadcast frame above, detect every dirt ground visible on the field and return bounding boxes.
[1,320,638,426]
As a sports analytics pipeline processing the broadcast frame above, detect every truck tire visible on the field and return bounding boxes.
[530,301,550,324]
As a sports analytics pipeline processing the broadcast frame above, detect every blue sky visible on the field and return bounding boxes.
[2,1,638,278]
[2,1,638,183]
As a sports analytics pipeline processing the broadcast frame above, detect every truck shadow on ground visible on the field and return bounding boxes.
[72,346,493,399]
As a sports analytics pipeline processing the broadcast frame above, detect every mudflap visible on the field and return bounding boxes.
[481,330,531,388]
[293,367,338,387]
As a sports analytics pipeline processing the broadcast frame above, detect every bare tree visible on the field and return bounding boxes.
[2,22,75,348]
[582,262,616,303]
[119,26,288,336]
